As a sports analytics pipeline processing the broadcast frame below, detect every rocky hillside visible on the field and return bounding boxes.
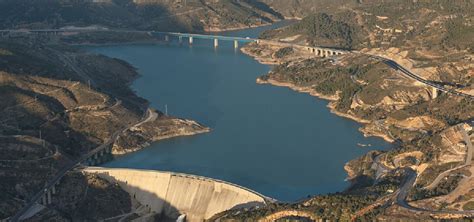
[0,37,209,220]
[1,0,473,220]
[259,1,473,93]
[217,1,474,220]
[0,0,283,32]
[259,0,359,19]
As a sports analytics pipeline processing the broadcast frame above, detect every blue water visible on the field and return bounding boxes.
[87,22,391,201]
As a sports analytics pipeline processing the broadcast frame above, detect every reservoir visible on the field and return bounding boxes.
[87,23,391,201]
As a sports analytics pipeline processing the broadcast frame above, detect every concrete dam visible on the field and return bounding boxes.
[83,167,270,221]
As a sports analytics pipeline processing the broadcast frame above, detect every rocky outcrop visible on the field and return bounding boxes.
[386,116,446,132]
[435,124,470,164]
[344,150,380,181]
[113,114,210,155]
[258,210,321,222]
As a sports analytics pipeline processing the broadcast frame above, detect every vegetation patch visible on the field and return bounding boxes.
[463,201,474,211]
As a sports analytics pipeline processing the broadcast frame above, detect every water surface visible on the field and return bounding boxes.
[88,23,391,201]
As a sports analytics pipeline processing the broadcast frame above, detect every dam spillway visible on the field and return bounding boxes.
[82,167,269,221]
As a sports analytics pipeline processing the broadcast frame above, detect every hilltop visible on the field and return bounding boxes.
[0,0,283,32]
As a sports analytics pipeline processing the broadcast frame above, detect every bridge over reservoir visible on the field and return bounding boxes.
[0,29,349,56]
[153,31,257,48]
[152,32,348,56]
[82,167,271,221]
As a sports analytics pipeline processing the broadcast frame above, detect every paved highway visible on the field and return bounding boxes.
[396,167,474,217]
[396,168,421,210]
[372,56,474,100]
[153,31,257,42]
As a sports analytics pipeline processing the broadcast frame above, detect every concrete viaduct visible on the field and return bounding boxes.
[3,145,114,221]
[8,125,125,222]
[0,29,348,57]
[154,32,347,57]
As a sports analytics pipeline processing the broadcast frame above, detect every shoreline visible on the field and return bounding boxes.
[241,39,395,143]
[256,78,339,101]
[112,126,211,156]
[255,77,394,143]
[244,42,397,191]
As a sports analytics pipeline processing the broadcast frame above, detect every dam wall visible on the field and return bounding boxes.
[83,167,269,221]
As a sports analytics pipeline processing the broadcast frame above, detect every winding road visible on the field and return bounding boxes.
[10,109,152,222]
[352,124,474,219]
[370,56,474,100]
[424,125,473,190]
[395,167,474,217]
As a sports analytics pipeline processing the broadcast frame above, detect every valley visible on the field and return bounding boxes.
[0,0,473,221]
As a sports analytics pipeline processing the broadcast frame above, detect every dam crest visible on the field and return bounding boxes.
[83,167,272,221]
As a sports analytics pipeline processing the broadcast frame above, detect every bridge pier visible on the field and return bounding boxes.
[214,38,219,48]
[47,190,52,205]
[234,40,239,49]
[42,194,47,206]
[431,87,439,99]
[189,36,193,45]
[165,35,169,42]
[178,36,183,44]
